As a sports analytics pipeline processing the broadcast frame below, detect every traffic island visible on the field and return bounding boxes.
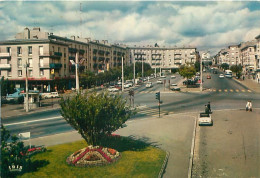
[19,137,166,177]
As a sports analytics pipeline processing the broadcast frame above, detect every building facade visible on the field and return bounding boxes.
[0,27,129,91]
[128,46,199,70]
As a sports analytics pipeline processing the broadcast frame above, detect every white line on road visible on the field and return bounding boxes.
[5,116,63,126]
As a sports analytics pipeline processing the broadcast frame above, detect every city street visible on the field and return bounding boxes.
[2,71,260,138]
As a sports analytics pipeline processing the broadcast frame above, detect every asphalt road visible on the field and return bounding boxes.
[2,71,260,139]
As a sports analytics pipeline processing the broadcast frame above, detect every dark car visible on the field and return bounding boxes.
[171,87,181,91]
[213,70,218,74]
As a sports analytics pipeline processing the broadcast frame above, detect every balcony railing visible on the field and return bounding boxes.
[54,52,62,57]
[0,63,11,69]
[69,56,75,60]
[174,57,181,60]
[79,49,85,55]
[69,48,78,53]
[0,53,11,59]
[50,63,62,69]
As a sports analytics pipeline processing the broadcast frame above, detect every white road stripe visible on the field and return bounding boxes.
[5,116,63,126]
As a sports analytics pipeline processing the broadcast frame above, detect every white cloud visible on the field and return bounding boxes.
[0,1,259,55]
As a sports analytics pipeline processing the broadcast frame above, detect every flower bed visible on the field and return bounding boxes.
[66,145,121,167]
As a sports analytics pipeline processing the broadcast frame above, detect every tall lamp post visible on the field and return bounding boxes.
[133,57,135,86]
[25,62,29,112]
[200,58,203,92]
[142,56,144,79]
[75,52,79,93]
[122,56,124,92]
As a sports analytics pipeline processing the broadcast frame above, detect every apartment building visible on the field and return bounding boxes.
[128,46,199,70]
[228,45,240,65]
[0,27,129,91]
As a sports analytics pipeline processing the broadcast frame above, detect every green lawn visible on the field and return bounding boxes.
[19,136,166,178]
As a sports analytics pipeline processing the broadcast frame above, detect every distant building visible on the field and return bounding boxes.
[128,46,199,71]
[255,34,260,83]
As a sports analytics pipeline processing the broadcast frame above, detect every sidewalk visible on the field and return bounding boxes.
[233,77,260,93]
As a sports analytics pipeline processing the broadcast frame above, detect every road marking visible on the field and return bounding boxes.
[241,89,245,92]
[5,116,63,126]
[230,89,233,92]
[236,89,239,92]
[224,89,228,92]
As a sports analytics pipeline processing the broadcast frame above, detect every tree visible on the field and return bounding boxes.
[60,92,135,146]
[230,64,242,78]
[178,65,196,79]
[194,61,200,72]
[1,125,28,177]
[221,63,229,70]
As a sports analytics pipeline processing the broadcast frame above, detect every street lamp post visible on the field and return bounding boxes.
[142,56,144,79]
[75,52,79,93]
[122,56,124,92]
[200,58,203,92]
[25,62,29,112]
[133,58,135,86]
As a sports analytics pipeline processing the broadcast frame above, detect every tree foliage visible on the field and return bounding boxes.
[221,63,229,70]
[1,77,15,96]
[1,125,30,177]
[230,64,243,78]
[60,92,135,146]
[178,65,196,79]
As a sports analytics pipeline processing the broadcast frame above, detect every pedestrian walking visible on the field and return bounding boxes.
[205,105,210,115]
[207,102,211,113]
[246,100,252,112]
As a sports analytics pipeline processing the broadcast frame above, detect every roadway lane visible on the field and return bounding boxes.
[203,69,249,92]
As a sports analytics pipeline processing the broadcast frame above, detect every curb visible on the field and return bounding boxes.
[158,150,170,178]
[188,114,197,178]
[232,78,259,93]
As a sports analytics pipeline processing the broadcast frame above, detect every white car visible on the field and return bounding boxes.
[171,75,176,79]
[42,92,59,99]
[161,75,166,78]
[108,86,119,92]
[198,113,213,126]
[124,83,130,88]
[219,74,224,78]
[171,83,177,86]
[146,82,153,88]
[157,79,163,84]
[126,82,133,87]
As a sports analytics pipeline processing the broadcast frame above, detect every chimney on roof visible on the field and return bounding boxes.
[24,27,30,39]
[71,36,75,40]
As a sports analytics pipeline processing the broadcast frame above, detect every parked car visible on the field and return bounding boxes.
[108,86,119,92]
[161,75,166,78]
[42,92,59,99]
[171,87,181,91]
[126,82,133,87]
[146,82,153,88]
[207,75,211,79]
[219,74,224,78]
[213,70,218,74]
[124,83,130,88]
[171,75,176,79]
[171,83,177,86]
[157,79,163,84]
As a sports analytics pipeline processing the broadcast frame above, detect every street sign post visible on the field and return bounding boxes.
[155,92,161,117]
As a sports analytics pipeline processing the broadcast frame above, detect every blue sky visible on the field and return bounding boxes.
[0,1,260,55]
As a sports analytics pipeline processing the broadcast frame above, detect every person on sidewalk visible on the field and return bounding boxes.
[205,105,210,115]
[207,102,211,113]
[246,100,252,112]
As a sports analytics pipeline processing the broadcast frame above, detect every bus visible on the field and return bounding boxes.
[225,70,232,78]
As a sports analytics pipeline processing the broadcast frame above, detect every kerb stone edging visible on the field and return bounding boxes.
[158,150,170,178]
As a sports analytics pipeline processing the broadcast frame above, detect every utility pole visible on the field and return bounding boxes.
[133,58,135,86]
[122,56,124,92]
[25,62,29,112]
[76,52,79,93]
[142,56,144,79]
[200,57,203,92]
